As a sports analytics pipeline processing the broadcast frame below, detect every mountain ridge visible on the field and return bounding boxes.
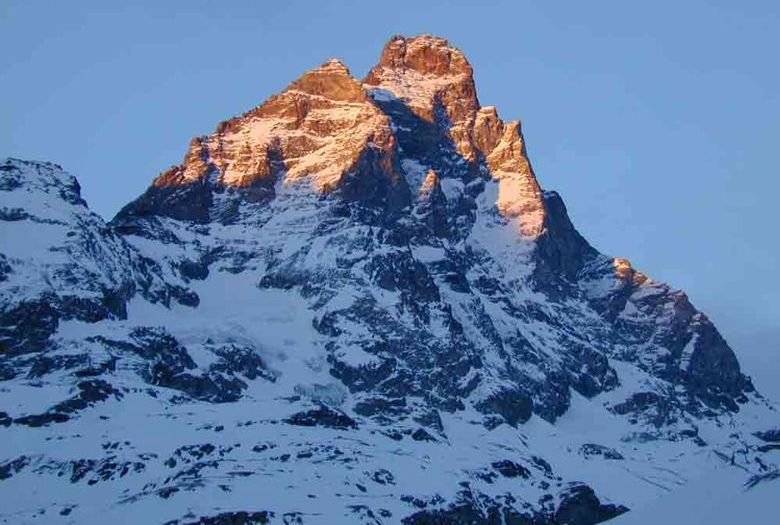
[1,34,776,524]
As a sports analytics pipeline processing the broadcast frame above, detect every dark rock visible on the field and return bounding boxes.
[0,456,30,480]
[26,354,86,378]
[491,460,530,479]
[531,456,553,477]
[554,484,628,525]
[284,406,358,430]
[411,428,437,442]
[685,320,750,408]
[746,469,780,489]
[14,412,70,427]
[209,343,276,382]
[354,397,407,418]
[179,259,210,281]
[403,492,540,525]
[0,361,16,381]
[534,191,597,284]
[51,379,122,414]
[366,251,440,304]
[579,444,624,461]
[64,456,146,484]
[610,391,677,427]
[475,388,533,427]
[157,486,179,499]
[755,429,780,443]
[93,328,249,403]
[337,140,411,220]
[115,176,214,224]
[74,357,117,378]
[149,363,246,403]
[0,298,59,355]
[370,469,396,485]
[167,444,217,467]
[414,409,444,433]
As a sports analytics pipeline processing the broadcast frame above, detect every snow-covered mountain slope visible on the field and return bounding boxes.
[611,464,780,525]
[1,35,777,524]
[0,158,196,357]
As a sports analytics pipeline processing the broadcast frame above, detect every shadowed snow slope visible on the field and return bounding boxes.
[1,35,777,524]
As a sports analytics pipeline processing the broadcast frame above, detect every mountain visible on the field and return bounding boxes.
[1,35,777,524]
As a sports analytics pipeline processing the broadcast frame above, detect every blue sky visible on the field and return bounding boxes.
[2,1,778,395]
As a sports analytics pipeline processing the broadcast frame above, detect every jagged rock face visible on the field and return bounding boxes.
[117,33,750,423]
[365,35,545,237]
[113,35,615,424]
[364,35,479,132]
[1,35,775,524]
[119,59,407,224]
[577,254,754,414]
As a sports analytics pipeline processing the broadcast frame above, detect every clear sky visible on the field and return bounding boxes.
[2,1,778,396]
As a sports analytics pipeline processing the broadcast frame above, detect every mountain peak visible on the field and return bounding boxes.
[364,34,478,120]
[373,34,473,78]
[0,157,86,208]
[286,57,366,102]
[3,32,772,525]
[321,57,350,72]
[119,51,400,220]
[121,35,547,236]
[362,36,544,235]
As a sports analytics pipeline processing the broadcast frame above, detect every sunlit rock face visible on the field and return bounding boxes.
[1,35,773,525]
[365,34,545,237]
[121,35,545,236]
[120,58,406,223]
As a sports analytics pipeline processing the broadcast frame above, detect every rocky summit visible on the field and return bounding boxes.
[1,35,777,524]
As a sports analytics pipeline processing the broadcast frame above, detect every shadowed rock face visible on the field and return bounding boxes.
[0,34,768,525]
